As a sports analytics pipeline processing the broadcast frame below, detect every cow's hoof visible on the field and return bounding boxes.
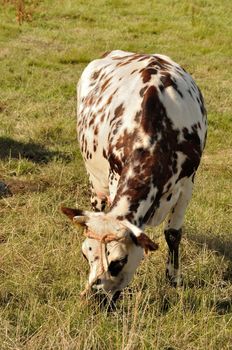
[166,270,183,287]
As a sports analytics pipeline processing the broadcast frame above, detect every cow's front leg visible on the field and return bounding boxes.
[164,178,194,286]
[164,228,182,287]
[91,191,107,212]
[88,176,109,212]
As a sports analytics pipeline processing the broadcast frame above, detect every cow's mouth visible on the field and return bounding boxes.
[93,290,121,311]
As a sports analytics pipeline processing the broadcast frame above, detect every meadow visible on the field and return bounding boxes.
[0,0,232,349]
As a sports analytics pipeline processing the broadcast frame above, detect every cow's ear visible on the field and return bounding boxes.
[61,206,88,227]
[136,233,158,253]
[120,219,158,253]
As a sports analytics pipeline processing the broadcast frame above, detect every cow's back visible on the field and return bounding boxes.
[77,50,207,201]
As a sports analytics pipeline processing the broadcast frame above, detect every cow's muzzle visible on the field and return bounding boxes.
[93,290,121,311]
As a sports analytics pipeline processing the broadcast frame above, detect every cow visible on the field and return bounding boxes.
[62,50,207,304]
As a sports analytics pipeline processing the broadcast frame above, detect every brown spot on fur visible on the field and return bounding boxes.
[139,86,147,97]
[103,148,107,159]
[141,86,169,137]
[84,139,87,153]
[141,68,158,83]
[160,73,183,98]
[115,54,148,67]
[91,69,102,80]
[112,54,134,61]
[110,103,125,126]
[101,77,112,92]
[94,126,99,136]
[101,51,110,58]
[152,56,172,69]
[138,55,150,62]
[197,87,206,114]
[135,110,141,122]
[188,89,194,99]
[108,152,123,175]
[106,94,113,105]
[97,96,103,104]
[115,104,124,118]
[88,117,95,127]
[85,95,95,106]
[131,69,137,75]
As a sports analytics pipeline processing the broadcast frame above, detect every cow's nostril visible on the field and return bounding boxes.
[95,278,101,285]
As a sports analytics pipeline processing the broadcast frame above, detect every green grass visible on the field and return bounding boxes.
[0,0,231,349]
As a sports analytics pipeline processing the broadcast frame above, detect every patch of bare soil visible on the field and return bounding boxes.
[0,179,49,197]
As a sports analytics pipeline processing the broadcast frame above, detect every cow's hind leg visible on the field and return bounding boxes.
[164,177,194,286]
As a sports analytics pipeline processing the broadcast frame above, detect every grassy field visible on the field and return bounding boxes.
[0,0,232,349]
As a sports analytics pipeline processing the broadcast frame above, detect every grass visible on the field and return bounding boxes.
[0,0,232,349]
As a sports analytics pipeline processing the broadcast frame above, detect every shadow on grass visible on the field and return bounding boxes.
[188,231,232,281]
[0,137,72,163]
[159,292,232,316]
[188,231,232,261]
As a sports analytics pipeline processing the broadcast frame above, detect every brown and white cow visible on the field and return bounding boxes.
[62,50,207,302]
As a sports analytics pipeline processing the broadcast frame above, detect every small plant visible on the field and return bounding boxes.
[15,0,32,24]
[2,0,33,24]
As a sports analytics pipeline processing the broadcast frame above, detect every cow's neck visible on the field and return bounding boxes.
[110,185,158,228]
[109,148,170,228]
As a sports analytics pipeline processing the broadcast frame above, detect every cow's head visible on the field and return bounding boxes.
[61,207,158,303]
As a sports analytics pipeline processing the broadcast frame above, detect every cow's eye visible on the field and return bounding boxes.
[108,255,128,276]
